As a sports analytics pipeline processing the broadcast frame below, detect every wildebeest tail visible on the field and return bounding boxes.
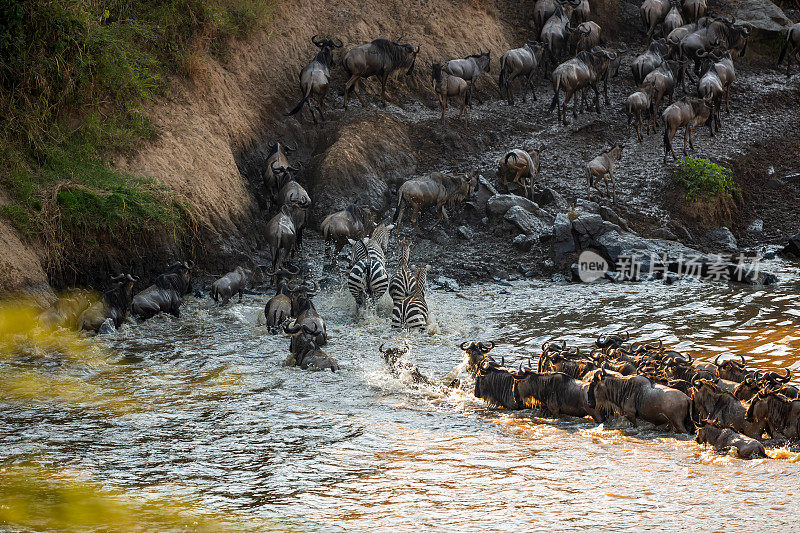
[684,403,695,433]
[498,56,506,96]
[663,124,671,155]
[211,285,218,302]
[549,76,560,113]
[286,84,312,116]
[778,39,789,65]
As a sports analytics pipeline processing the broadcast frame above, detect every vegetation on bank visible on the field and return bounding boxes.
[0,0,274,267]
[673,157,741,203]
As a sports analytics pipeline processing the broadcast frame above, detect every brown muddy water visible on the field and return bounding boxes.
[3,258,800,531]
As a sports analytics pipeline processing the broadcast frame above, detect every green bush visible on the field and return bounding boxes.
[673,157,741,203]
[0,0,275,259]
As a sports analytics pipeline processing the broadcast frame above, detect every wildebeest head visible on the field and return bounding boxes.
[461,341,495,375]
[596,331,629,350]
[759,368,791,387]
[713,354,749,382]
[379,341,410,367]
[467,49,491,73]
[393,37,420,75]
[695,419,725,445]
[164,261,194,295]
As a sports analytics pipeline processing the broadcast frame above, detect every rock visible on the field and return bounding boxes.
[473,176,498,214]
[512,233,535,251]
[778,231,800,258]
[481,217,489,225]
[553,212,577,258]
[97,318,115,335]
[551,273,568,283]
[434,276,460,291]
[746,219,763,234]
[652,227,678,241]
[538,187,568,210]
[766,178,784,189]
[598,205,630,232]
[504,206,550,236]
[706,227,738,251]
[488,194,548,218]
[575,198,600,214]
[728,0,791,33]
[572,213,605,237]
[601,221,622,235]
[570,263,582,282]
[457,225,474,240]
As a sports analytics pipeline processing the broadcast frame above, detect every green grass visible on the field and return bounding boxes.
[673,157,741,203]
[0,0,275,263]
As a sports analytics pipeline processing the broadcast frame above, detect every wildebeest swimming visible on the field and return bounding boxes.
[132,261,194,319]
[78,274,138,333]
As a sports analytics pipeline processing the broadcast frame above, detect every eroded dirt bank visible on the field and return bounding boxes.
[3,0,799,297]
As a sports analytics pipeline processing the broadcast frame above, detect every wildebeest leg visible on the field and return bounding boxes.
[571,90,579,120]
[603,77,610,106]
[380,74,390,107]
[683,125,690,155]
[528,72,537,101]
[411,204,423,236]
[431,204,449,229]
[238,287,244,302]
[609,169,616,204]
[593,83,601,113]
[440,94,446,125]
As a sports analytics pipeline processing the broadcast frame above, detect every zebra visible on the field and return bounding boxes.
[389,238,417,304]
[392,264,430,329]
[347,223,393,306]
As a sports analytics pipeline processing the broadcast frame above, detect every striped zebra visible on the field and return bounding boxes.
[347,223,393,307]
[392,264,430,329]
[389,238,417,304]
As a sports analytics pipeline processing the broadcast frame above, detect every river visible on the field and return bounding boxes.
[2,257,800,531]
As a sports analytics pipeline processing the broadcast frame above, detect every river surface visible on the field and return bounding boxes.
[2,257,800,531]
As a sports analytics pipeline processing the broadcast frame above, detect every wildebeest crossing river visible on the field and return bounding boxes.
[2,258,800,530]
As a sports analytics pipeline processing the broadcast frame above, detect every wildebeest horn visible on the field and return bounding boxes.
[776,368,792,383]
[127,274,138,281]
[414,45,420,53]
[713,355,723,367]
[379,343,386,353]
[282,264,300,275]
[504,152,518,165]
[311,35,324,47]
[110,273,125,282]
[302,324,321,336]
[333,37,343,48]
[271,161,281,173]
[478,341,494,352]
[460,341,471,351]
[283,322,303,334]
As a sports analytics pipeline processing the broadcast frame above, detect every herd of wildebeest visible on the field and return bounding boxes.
[32,0,800,460]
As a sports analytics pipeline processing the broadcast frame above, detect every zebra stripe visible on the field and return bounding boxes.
[390,238,417,304]
[392,265,430,329]
[348,222,393,307]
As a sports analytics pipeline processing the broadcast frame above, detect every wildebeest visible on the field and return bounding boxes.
[746,391,800,440]
[572,21,602,53]
[572,0,591,24]
[461,340,495,375]
[534,0,561,37]
[431,62,469,125]
[211,266,252,305]
[513,366,602,421]
[691,379,763,438]
[640,0,671,40]
[710,50,736,114]
[38,289,92,330]
[587,369,694,432]
[681,0,706,22]
[778,22,800,77]
[286,35,343,122]
[473,358,522,409]
[733,372,761,402]
[275,170,310,249]
[393,170,478,234]
[585,144,624,203]
[697,54,725,132]
[78,274,138,332]
[625,87,655,142]
[662,96,713,162]
[663,1,685,37]
[320,204,374,264]
[284,322,339,371]
[550,47,617,125]
[380,342,435,386]
[266,204,297,273]
[696,421,767,459]
[541,2,578,71]
[291,281,326,345]
[132,262,193,319]
[642,60,684,124]
[498,145,544,199]
[264,267,299,333]
[444,50,490,105]
[713,354,749,383]
[679,18,749,75]
[263,143,295,203]
[498,42,544,105]
[343,38,420,108]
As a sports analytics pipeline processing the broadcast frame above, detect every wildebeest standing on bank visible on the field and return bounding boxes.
[541,1,578,72]
[211,266,253,305]
[572,21,602,54]
[444,50,490,106]
[696,421,766,459]
[643,60,685,125]
[286,35,343,123]
[393,171,478,234]
[343,38,420,108]
[320,204,374,264]
[549,47,617,125]
[778,22,800,77]
[625,87,655,142]
[640,0,671,40]
[681,0,706,22]
[132,261,194,319]
[631,39,670,86]
[498,42,544,105]
[498,146,545,199]
[266,203,298,274]
[431,62,469,125]
[585,144,624,203]
[662,1,685,37]
[662,96,713,162]
[78,274,138,332]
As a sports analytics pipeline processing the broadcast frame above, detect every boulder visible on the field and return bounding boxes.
[513,233,536,251]
[488,194,548,218]
[706,227,738,251]
[779,231,800,258]
[553,212,577,258]
[652,227,678,241]
[598,205,631,232]
[473,175,498,214]
[434,276,460,292]
[575,198,600,214]
[457,225,474,240]
[746,219,763,234]
[504,206,550,237]
[538,187,568,210]
[572,213,605,237]
[727,0,791,33]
